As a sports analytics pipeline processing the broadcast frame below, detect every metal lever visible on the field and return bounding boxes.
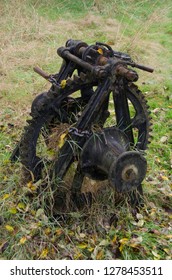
[33,66,50,80]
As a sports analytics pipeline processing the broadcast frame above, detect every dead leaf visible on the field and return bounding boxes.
[152,108,160,114]
[129,236,143,248]
[55,228,64,236]
[39,248,49,259]
[131,219,144,227]
[2,193,10,200]
[0,242,9,253]
[87,247,94,252]
[160,136,168,144]
[79,233,86,238]
[111,235,117,244]
[44,228,51,235]
[136,213,143,220]
[77,243,87,249]
[160,175,169,181]
[58,132,67,148]
[163,248,172,256]
[119,238,129,252]
[36,208,44,217]
[19,236,27,244]
[9,207,17,214]
[5,225,14,232]
[96,250,104,260]
[97,48,103,55]
[27,181,37,191]
[149,229,160,235]
[17,202,26,210]
[60,79,67,89]
[152,250,161,259]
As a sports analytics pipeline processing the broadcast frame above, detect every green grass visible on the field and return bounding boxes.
[0,0,172,260]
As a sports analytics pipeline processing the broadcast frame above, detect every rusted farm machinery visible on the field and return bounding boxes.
[11,40,153,213]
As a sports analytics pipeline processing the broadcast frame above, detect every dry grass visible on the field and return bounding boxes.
[0,1,170,91]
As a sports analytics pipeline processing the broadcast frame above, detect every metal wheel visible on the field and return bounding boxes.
[19,82,152,213]
[20,94,83,182]
[126,83,152,150]
[113,82,152,151]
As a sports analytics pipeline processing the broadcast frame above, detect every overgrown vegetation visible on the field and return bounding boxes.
[0,0,171,260]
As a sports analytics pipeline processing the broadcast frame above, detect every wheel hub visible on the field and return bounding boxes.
[80,127,147,192]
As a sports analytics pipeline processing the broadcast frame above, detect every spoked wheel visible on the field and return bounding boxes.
[20,82,151,214]
[112,82,152,150]
[126,83,152,150]
[20,92,83,182]
[19,86,93,214]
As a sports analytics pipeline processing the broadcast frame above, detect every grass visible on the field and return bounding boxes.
[0,0,172,260]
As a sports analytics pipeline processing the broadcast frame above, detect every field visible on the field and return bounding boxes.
[0,0,172,260]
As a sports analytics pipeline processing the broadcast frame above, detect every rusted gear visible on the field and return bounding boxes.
[125,83,152,150]
[19,82,151,184]
[19,79,93,181]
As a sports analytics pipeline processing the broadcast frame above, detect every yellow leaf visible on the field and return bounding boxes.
[119,238,129,244]
[111,235,117,243]
[58,133,67,148]
[31,210,36,216]
[17,202,26,210]
[161,175,169,181]
[119,238,128,252]
[77,243,87,249]
[20,236,27,244]
[56,228,63,236]
[45,228,51,235]
[9,207,17,214]
[3,193,10,200]
[3,176,8,181]
[40,248,49,259]
[5,225,14,232]
[27,181,33,188]
[96,250,104,260]
[129,243,138,248]
[166,235,172,239]
[97,48,103,55]
[119,244,124,252]
[60,80,67,89]
[87,247,94,252]
[74,252,83,260]
[27,181,37,191]
[163,248,171,255]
